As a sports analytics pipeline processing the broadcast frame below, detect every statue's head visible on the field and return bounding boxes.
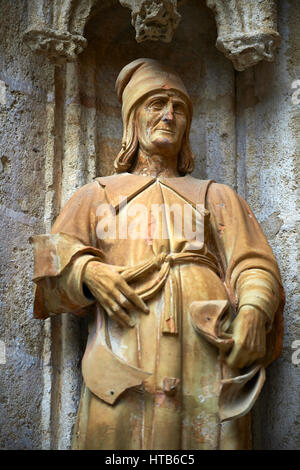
[114,58,194,175]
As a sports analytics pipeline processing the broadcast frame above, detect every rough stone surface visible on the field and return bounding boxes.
[236,0,300,450]
[0,1,54,449]
[0,0,299,450]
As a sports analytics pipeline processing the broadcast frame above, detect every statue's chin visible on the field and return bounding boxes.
[151,134,179,152]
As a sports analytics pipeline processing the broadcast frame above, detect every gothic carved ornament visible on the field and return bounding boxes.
[24,0,280,70]
[23,0,99,64]
[206,0,281,71]
[119,0,182,43]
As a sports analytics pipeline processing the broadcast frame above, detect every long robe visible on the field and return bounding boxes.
[32,173,284,450]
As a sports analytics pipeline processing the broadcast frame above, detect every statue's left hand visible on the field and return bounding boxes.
[226,305,267,369]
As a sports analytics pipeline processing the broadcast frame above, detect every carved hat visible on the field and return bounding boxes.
[115,58,193,143]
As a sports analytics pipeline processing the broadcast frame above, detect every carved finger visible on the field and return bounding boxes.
[96,293,132,328]
[248,346,265,364]
[117,292,136,312]
[227,342,251,369]
[85,283,105,304]
[106,297,136,328]
[118,278,149,313]
[242,356,260,368]
[105,307,128,328]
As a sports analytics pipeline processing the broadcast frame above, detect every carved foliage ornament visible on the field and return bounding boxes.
[206,0,281,71]
[23,0,280,70]
[120,0,181,43]
[24,28,87,64]
[23,0,98,64]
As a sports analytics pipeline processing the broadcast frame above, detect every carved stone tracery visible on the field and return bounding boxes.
[23,1,280,70]
[24,28,87,64]
[206,0,281,71]
[120,0,181,43]
[23,0,101,64]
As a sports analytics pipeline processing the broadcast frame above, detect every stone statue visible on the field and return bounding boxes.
[32,58,284,450]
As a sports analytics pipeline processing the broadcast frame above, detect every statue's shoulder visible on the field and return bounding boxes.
[95,172,145,187]
[208,181,240,197]
[185,175,242,204]
[63,181,104,209]
[186,175,234,191]
[202,180,247,208]
[95,174,120,186]
[73,180,102,196]
[95,173,154,202]
[183,174,212,186]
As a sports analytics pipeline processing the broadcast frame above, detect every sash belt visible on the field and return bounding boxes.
[119,252,219,334]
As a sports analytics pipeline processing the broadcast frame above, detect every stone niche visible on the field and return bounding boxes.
[1,0,298,451]
[35,0,238,449]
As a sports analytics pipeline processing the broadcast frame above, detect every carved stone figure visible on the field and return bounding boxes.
[32,59,284,450]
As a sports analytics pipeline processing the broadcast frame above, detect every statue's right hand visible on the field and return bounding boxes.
[82,260,149,327]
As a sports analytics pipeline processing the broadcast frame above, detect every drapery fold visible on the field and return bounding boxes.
[32,174,285,449]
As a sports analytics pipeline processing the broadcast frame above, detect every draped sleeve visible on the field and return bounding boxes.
[32,181,105,319]
[206,183,285,365]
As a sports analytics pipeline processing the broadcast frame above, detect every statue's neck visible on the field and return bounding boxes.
[132,149,179,178]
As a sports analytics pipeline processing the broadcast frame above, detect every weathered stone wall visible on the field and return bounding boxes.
[0,0,298,449]
[0,1,54,449]
[236,0,300,450]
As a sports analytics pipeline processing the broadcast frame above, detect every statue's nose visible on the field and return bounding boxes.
[162,103,174,122]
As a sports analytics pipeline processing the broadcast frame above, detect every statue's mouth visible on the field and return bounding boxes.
[156,129,175,134]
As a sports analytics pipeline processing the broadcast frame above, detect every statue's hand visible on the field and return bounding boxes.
[83,260,149,327]
[226,305,267,369]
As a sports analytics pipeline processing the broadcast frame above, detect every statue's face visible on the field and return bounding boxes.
[136,90,188,156]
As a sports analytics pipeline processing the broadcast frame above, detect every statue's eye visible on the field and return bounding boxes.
[174,104,185,115]
[149,99,165,110]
